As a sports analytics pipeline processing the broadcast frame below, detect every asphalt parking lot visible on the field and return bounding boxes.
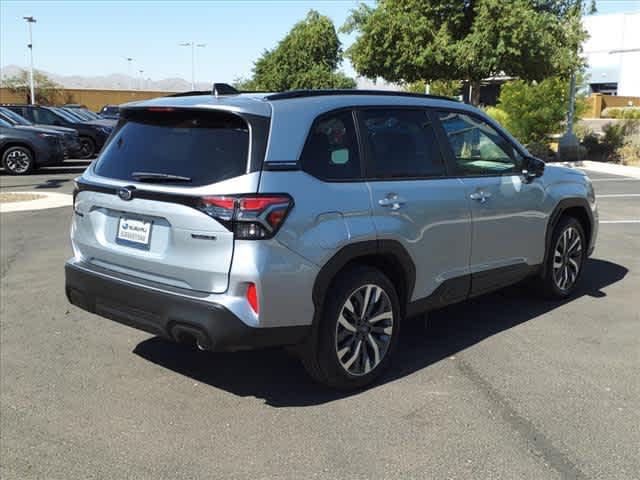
[1,161,638,479]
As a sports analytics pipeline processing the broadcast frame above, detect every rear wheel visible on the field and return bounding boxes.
[78,136,96,159]
[2,146,35,175]
[301,266,401,390]
[539,216,586,299]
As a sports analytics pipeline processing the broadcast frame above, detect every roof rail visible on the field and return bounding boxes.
[264,89,460,102]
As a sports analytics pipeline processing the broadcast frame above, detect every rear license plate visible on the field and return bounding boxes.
[116,217,152,248]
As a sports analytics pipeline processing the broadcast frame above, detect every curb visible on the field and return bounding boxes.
[0,191,73,213]
[560,160,640,179]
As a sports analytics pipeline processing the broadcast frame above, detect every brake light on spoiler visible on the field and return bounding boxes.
[198,194,293,240]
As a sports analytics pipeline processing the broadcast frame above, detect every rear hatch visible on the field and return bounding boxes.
[72,107,268,293]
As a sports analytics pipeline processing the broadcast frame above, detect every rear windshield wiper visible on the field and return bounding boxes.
[131,171,192,183]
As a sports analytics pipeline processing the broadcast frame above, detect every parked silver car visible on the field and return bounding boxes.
[65,85,598,389]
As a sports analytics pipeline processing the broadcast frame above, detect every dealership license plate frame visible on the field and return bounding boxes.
[116,216,153,250]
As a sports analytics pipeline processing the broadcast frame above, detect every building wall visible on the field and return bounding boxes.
[583,12,640,96]
[584,94,640,118]
[0,87,174,112]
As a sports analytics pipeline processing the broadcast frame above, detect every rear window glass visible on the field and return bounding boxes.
[94,109,250,186]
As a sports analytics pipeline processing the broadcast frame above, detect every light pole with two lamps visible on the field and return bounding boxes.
[179,41,206,90]
[23,16,36,104]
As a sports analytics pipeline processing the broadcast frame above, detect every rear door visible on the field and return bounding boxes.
[435,110,546,295]
[73,108,263,293]
[359,108,472,304]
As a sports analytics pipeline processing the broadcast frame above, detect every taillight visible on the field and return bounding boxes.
[198,194,293,240]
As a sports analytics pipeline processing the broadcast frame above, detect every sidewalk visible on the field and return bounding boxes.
[0,191,72,213]
[561,160,640,179]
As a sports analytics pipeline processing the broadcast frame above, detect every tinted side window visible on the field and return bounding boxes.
[10,107,32,122]
[300,110,361,180]
[361,109,445,178]
[33,108,60,125]
[438,111,520,175]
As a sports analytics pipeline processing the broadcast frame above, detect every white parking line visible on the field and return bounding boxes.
[600,220,640,224]
[598,194,640,198]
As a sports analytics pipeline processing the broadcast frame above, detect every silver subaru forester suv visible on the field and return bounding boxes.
[65,86,598,389]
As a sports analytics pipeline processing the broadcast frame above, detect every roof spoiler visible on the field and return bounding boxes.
[166,83,240,98]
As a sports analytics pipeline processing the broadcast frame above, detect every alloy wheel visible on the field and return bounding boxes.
[335,284,394,376]
[553,226,583,291]
[79,138,94,158]
[5,149,32,174]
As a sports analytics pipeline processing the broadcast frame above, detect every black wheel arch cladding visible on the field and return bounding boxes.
[312,240,415,309]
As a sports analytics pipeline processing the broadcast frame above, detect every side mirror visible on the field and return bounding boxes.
[522,156,545,182]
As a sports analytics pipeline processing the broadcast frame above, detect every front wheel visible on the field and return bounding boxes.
[539,216,586,299]
[301,266,401,390]
[2,146,35,175]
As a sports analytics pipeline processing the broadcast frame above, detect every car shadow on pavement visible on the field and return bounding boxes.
[34,179,71,189]
[37,161,91,175]
[133,258,627,407]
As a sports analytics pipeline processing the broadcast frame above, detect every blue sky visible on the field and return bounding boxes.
[1,0,639,83]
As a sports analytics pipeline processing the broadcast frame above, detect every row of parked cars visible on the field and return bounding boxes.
[0,104,119,175]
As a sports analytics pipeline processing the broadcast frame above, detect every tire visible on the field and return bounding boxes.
[2,146,35,175]
[78,136,96,159]
[301,266,402,390]
[538,216,586,299]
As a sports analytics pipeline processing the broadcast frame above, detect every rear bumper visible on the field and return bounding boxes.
[65,260,309,352]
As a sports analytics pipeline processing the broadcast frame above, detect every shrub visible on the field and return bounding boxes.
[615,120,640,165]
[602,123,627,152]
[496,77,587,145]
[618,141,640,166]
[484,106,510,128]
[581,119,640,162]
[601,107,640,120]
[573,123,593,142]
[525,141,557,162]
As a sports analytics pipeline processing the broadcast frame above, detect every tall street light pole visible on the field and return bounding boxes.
[179,42,206,90]
[559,72,580,162]
[23,16,36,104]
[126,57,133,90]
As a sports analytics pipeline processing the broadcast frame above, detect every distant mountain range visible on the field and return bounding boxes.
[0,65,211,92]
[0,64,396,92]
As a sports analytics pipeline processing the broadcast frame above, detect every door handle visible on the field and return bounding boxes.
[470,191,492,203]
[379,193,406,210]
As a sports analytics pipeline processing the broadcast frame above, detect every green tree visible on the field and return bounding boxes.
[3,69,64,105]
[241,10,355,91]
[487,76,588,144]
[343,0,588,105]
